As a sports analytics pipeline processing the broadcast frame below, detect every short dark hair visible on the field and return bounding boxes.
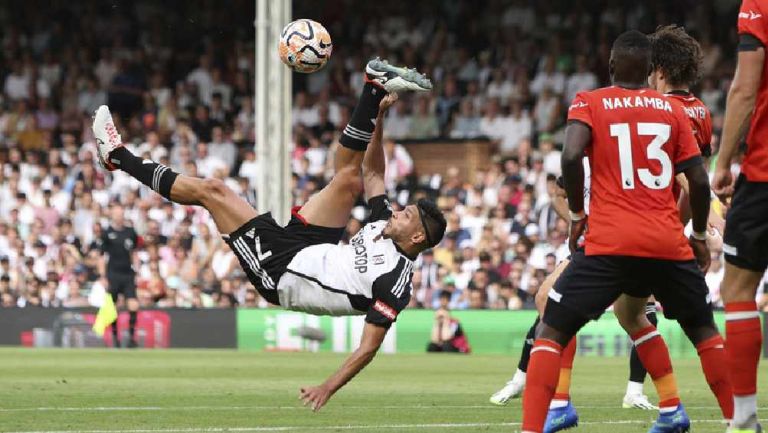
[650,25,703,87]
[416,199,446,249]
[438,290,452,301]
[612,30,651,55]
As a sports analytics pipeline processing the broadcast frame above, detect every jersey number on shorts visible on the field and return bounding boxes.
[255,236,272,261]
[610,122,672,190]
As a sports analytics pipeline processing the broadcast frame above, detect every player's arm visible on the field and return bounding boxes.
[561,121,590,251]
[300,322,387,411]
[300,260,409,411]
[675,173,725,233]
[553,177,571,223]
[714,35,765,198]
[675,107,712,272]
[362,93,398,200]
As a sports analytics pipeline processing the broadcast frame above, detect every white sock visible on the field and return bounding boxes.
[511,369,526,384]
[733,394,758,428]
[625,380,644,396]
[550,399,569,409]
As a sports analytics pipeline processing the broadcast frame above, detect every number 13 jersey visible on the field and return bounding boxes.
[567,86,702,260]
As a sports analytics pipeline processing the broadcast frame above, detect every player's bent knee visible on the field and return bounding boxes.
[334,167,364,196]
[615,310,650,335]
[678,313,718,345]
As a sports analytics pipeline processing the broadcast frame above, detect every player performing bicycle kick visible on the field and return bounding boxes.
[92,58,446,412]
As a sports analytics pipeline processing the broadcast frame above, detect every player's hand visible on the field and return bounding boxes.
[379,93,399,113]
[299,385,333,412]
[568,216,587,254]
[689,236,711,273]
[712,167,735,204]
[706,227,723,253]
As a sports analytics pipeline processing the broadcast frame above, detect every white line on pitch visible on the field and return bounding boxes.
[0,404,748,412]
[0,418,748,433]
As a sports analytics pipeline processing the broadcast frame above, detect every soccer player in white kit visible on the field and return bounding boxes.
[92,58,446,411]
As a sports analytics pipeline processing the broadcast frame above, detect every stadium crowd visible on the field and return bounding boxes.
[1,0,765,310]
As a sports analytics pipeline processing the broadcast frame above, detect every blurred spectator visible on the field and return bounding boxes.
[0,0,745,312]
[407,97,439,139]
[426,291,471,353]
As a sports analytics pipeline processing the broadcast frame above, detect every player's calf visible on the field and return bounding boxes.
[678,316,734,423]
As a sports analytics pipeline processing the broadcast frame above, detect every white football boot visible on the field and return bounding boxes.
[91,105,124,171]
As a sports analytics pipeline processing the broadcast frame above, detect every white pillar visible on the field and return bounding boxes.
[255,0,292,224]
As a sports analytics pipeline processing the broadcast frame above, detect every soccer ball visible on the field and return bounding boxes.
[278,19,332,73]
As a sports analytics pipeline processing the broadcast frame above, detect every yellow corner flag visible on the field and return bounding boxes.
[92,293,118,337]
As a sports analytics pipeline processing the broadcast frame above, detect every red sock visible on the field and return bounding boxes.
[553,337,576,401]
[725,302,762,396]
[631,326,680,411]
[696,334,733,419]
[522,339,563,433]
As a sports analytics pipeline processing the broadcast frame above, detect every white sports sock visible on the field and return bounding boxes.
[733,394,758,428]
[550,399,569,409]
[625,380,644,396]
[512,369,526,384]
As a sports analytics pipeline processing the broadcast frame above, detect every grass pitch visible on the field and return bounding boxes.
[0,348,765,432]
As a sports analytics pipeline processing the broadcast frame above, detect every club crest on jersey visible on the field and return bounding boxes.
[373,300,396,320]
[373,254,385,265]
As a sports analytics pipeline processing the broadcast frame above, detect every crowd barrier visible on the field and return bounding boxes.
[0,308,759,359]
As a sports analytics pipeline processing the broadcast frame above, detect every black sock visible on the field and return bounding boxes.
[339,82,387,151]
[628,303,658,383]
[110,147,178,200]
[129,311,137,340]
[518,316,540,373]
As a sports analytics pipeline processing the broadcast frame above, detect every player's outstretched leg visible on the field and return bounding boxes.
[93,105,257,235]
[489,317,539,405]
[623,300,658,410]
[296,57,431,229]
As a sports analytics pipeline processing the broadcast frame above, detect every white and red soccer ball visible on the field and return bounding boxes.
[278,19,332,73]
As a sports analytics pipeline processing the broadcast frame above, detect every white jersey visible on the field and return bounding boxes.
[277,196,413,326]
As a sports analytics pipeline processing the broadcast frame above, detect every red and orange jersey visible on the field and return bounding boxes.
[567,86,702,260]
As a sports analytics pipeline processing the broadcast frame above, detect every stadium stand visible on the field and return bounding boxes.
[1,0,764,310]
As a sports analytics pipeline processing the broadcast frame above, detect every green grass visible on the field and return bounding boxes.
[0,348,765,432]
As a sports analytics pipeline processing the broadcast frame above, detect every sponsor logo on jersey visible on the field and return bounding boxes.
[373,300,396,320]
[569,101,588,111]
[352,235,368,273]
[739,10,762,20]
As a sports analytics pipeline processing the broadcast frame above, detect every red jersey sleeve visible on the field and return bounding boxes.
[567,92,593,129]
[738,0,768,45]
[673,105,702,169]
[701,107,713,156]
